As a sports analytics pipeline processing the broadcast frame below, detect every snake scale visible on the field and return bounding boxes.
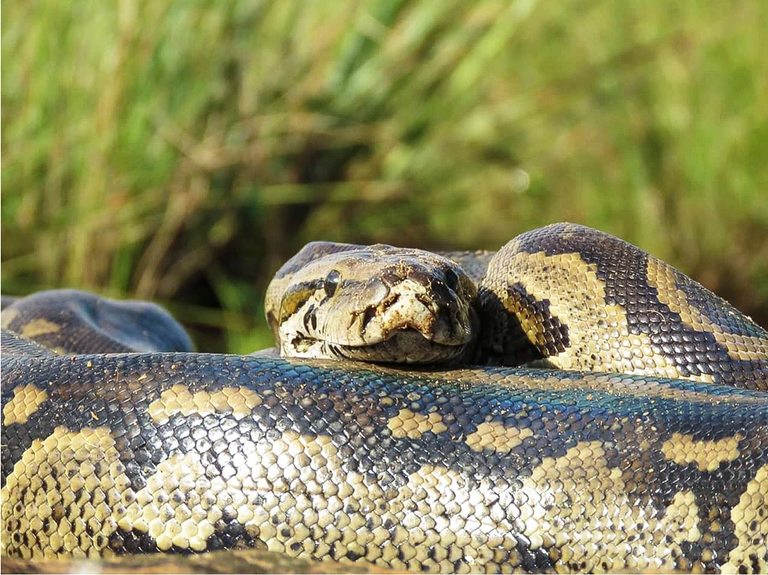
[2,222,768,573]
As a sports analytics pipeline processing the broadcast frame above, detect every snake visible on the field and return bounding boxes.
[2,222,768,573]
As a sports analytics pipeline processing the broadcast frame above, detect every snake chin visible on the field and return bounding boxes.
[283,328,474,364]
[331,328,473,364]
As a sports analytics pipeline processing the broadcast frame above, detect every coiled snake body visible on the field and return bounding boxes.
[2,223,767,573]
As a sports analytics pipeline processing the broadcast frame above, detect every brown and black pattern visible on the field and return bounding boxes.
[0,546,396,574]
[479,223,768,389]
[2,348,768,573]
[2,223,768,573]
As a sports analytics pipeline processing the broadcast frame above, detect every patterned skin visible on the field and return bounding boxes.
[265,243,479,364]
[0,289,193,355]
[1,223,767,573]
[266,223,768,387]
[476,224,768,388]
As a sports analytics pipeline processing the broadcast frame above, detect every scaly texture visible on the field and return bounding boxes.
[2,351,768,573]
[477,224,768,388]
[2,223,768,573]
[266,224,768,390]
[265,243,478,363]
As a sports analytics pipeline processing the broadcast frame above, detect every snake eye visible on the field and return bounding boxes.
[324,270,340,298]
[444,268,460,291]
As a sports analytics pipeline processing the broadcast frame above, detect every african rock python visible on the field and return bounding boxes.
[1,223,767,573]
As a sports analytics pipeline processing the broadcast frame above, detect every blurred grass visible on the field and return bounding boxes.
[2,0,767,353]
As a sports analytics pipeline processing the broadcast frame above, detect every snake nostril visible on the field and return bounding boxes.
[429,280,454,308]
[381,293,400,311]
[361,307,377,331]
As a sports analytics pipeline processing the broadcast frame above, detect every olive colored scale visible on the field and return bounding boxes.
[2,223,768,574]
[474,224,768,387]
[2,346,768,573]
[265,224,768,387]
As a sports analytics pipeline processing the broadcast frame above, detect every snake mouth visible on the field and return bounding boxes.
[337,276,477,342]
[284,320,477,364]
[281,270,481,365]
[327,328,474,364]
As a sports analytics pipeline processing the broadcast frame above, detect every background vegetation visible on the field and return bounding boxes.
[3,0,767,353]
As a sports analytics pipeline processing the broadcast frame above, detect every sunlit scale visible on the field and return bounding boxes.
[2,351,768,573]
[478,224,768,388]
[2,222,768,574]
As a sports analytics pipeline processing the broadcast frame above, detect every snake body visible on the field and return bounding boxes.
[2,223,768,573]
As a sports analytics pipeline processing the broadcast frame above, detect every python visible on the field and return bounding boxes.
[2,223,767,573]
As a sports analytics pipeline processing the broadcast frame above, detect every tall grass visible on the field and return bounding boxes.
[3,0,767,352]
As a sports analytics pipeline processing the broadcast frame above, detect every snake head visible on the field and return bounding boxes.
[266,242,479,364]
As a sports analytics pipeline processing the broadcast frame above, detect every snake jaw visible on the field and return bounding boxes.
[323,278,478,363]
[279,277,478,364]
[267,243,479,364]
[318,264,479,363]
[326,327,475,363]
